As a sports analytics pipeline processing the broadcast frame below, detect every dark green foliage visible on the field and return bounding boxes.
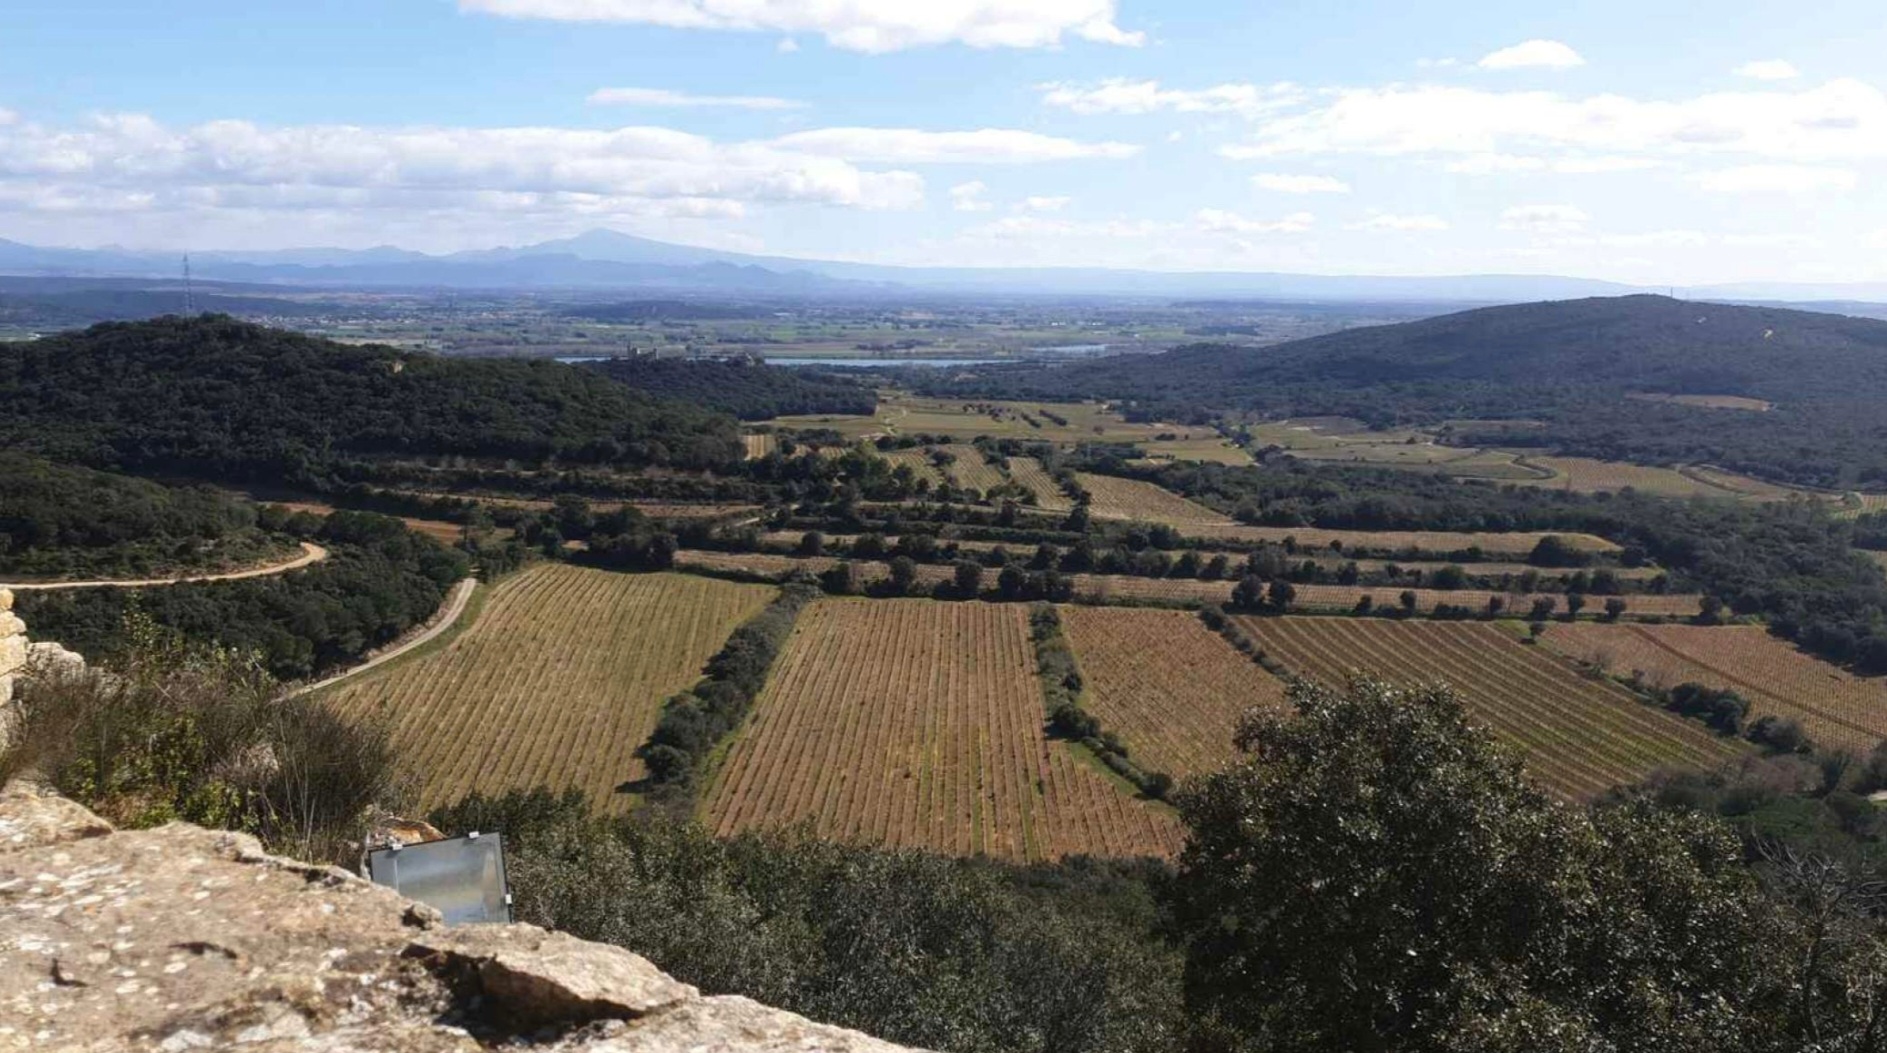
[0,315,743,484]
[428,788,1184,1053]
[0,453,285,578]
[589,357,875,420]
[638,583,819,801]
[1665,682,1751,736]
[15,510,466,681]
[1172,677,1886,1053]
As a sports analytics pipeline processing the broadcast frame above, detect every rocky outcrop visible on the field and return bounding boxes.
[0,783,926,1052]
[0,589,84,713]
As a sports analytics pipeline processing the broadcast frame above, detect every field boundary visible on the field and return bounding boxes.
[287,576,479,698]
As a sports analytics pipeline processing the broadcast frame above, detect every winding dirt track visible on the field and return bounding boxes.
[0,542,331,592]
[285,577,479,699]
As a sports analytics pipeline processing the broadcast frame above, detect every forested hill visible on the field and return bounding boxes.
[923,296,1887,489]
[589,357,876,420]
[0,315,745,483]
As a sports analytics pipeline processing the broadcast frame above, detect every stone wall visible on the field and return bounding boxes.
[0,588,84,715]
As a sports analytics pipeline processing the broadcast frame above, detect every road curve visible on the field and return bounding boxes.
[1,542,331,592]
[284,576,478,699]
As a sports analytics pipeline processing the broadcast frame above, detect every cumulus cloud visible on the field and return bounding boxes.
[766,127,1139,163]
[1223,79,1887,163]
[0,110,929,232]
[587,87,804,110]
[949,180,993,211]
[1499,203,1589,233]
[1694,164,1857,194]
[1344,212,1448,232]
[963,214,1173,239]
[1251,172,1349,194]
[1037,78,1305,118]
[1017,195,1071,212]
[1477,39,1585,71]
[0,108,17,127]
[459,0,1143,53]
[1195,208,1315,234]
[1735,59,1800,81]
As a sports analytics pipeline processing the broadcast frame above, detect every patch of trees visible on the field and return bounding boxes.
[0,315,744,486]
[590,357,875,420]
[637,582,820,803]
[0,453,288,579]
[15,510,467,681]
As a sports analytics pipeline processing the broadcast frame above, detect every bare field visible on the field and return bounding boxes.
[1238,617,1747,800]
[1061,607,1286,777]
[704,599,1183,860]
[775,394,1170,445]
[741,433,777,460]
[325,564,775,814]
[1628,392,1774,412]
[1135,436,1254,466]
[1543,623,1887,756]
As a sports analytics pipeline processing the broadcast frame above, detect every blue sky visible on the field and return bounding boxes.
[2,0,1884,283]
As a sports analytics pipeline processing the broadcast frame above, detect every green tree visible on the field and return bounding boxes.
[1171,678,1812,1053]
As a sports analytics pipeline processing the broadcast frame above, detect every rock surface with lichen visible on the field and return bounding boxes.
[0,780,925,1052]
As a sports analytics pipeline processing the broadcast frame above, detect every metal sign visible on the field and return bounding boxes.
[368,831,512,925]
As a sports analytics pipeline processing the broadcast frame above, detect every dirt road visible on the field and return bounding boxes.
[284,577,478,698]
[1,542,331,592]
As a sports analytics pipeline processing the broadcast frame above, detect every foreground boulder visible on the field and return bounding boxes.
[0,781,924,1051]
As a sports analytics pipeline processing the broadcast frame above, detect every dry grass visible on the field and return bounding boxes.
[1238,617,1747,801]
[1543,623,1887,756]
[1628,392,1774,412]
[741,433,777,459]
[1060,606,1285,778]
[324,564,775,815]
[704,599,1182,860]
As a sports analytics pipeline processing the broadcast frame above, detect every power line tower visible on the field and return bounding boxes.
[182,254,195,315]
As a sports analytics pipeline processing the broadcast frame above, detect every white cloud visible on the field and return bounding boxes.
[1694,164,1857,194]
[1345,212,1448,232]
[0,110,929,226]
[776,37,799,53]
[1038,78,1305,118]
[1194,208,1315,234]
[1226,79,1887,163]
[962,214,1174,240]
[0,108,17,127]
[1735,59,1800,81]
[587,87,804,110]
[1251,172,1349,194]
[1017,195,1071,212]
[1499,203,1589,233]
[1444,153,1663,174]
[766,127,1139,163]
[1478,39,1585,71]
[459,0,1143,52]
[949,180,992,212]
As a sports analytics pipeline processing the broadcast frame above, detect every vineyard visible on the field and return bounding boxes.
[1543,623,1887,756]
[937,444,1009,494]
[741,433,776,459]
[1075,473,1236,525]
[1006,457,1076,511]
[880,447,946,487]
[703,599,1183,861]
[1234,616,1747,800]
[1182,522,1620,557]
[323,564,775,814]
[1060,607,1286,777]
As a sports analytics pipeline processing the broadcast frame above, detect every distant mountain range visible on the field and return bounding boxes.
[3,229,1885,303]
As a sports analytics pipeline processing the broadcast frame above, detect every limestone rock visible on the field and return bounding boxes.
[0,784,930,1052]
[0,588,12,611]
[26,639,86,677]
